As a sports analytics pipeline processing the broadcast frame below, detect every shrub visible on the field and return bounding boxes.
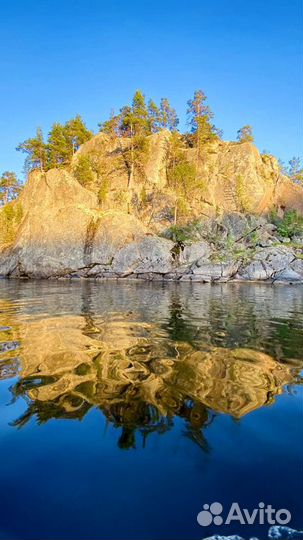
[98,178,110,205]
[269,209,303,238]
[162,221,201,243]
[0,202,23,246]
[73,155,94,187]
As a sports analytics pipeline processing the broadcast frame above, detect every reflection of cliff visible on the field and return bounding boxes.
[1,299,301,451]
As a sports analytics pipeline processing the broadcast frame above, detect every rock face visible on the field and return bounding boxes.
[0,132,302,281]
[75,133,303,219]
[239,246,297,281]
[0,169,146,278]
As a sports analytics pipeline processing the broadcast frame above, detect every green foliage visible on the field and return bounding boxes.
[17,116,93,172]
[73,151,114,205]
[48,123,71,167]
[120,134,150,187]
[98,178,110,205]
[166,132,206,224]
[237,125,254,143]
[235,175,251,212]
[162,221,201,243]
[0,171,22,206]
[99,111,121,137]
[140,185,148,205]
[48,116,93,168]
[269,209,303,238]
[114,190,131,206]
[16,128,48,172]
[118,91,150,137]
[187,90,221,149]
[288,157,303,185]
[0,201,23,246]
[148,99,161,133]
[100,92,179,138]
[65,115,93,153]
[168,160,197,194]
[167,134,204,194]
[131,90,150,135]
[159,98,179,131]
[73,155,95,187]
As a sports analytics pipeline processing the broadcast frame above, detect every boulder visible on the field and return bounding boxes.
[191,260,239,282]
[290,258,303,275]
[112,236,175,275]
[181,241,211,265]
[240,246,296,281]
[292,234,303,245]
[273,268,303,283]
[268,527,303,539]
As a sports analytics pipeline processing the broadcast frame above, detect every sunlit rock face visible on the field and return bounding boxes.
[1,292,301,438]
[0,131,302,280]
[76,133,303,216]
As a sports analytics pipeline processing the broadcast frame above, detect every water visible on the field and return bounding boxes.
[0,279,302,540]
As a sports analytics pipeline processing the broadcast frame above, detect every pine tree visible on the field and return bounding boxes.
[0,171,21,205]
[187,90,219,154]
[47,123,71,167]
[16,128,48,171]
[148,99,161,133]
[159,98,179,131]
[99,110,121,137]
[131,90,149,135]
[65,115,93,154]
[73,155,95,187]
[237,125,254,143]
[166,133,199,224]
[288,157,303,185]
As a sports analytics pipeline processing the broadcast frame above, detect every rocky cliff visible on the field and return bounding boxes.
[0,131,302,281]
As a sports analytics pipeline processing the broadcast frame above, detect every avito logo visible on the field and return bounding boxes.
[197,502,291,527]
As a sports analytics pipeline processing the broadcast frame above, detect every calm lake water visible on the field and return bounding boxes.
[0,280,302,540]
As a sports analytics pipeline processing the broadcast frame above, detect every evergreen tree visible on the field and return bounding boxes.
[73,155,95,187]
[16,128,48,171]
[159,98,179,131]
[131,90,149,135]
[288,157,303,185]
[65,115,93,154]
[0,171,21,205]
[119,105,134,137]
[99,110,121,137]
[166,133,200,224]
[148,99,161,133]
[237,125,254,143]
[187,90,219,153]
[47,123,71,167]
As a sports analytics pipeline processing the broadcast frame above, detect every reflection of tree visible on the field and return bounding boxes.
[4,323,301,451]
[165,291,197,344]
[188,289,303,360]
[1,286,302,451]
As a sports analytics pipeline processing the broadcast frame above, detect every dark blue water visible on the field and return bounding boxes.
[0,280,302,540]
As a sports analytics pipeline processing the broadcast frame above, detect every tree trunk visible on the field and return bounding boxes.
[128,124,134,190]
[174,201,178,225]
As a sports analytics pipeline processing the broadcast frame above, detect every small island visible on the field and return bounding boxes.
[0,90,302,282]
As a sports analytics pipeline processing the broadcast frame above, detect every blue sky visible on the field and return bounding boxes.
[0,0,302,178]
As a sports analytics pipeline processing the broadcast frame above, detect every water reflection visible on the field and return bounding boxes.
[0,280,302,450]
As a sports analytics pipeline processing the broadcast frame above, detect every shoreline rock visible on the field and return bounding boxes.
[202,525,303,540]
[0,148,302,283]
